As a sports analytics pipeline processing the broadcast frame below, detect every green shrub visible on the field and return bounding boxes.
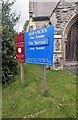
[2,0,20,84]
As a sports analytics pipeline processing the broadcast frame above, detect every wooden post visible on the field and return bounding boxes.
[20,63,24,85]
[42,65,46,93]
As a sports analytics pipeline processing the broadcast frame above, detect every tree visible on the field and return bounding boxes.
[0,2,2,84]
[23,20,29,32]
[2,0,20,84]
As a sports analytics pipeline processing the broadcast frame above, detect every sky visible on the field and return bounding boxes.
[10,0,77,32]
[11,0,29,33]
[11,0,59,33]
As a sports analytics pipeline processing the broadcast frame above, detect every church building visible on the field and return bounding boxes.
[28,0,78,70]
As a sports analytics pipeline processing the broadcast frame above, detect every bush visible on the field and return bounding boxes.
[2,0,20,84]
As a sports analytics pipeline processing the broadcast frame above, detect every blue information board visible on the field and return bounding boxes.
[24,25,54,66]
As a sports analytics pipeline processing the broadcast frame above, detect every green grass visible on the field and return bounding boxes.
[0,85,2,119]
[2,64,76,118]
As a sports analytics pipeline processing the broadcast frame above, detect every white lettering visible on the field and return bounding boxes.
[36,35,45,39]
[36,47,45,50]
[28,28,47,36]
[30,36,35,40]
[29,31,35,36]
[34,41,46,45]
[30,47,35,50]
[28,42,33,46]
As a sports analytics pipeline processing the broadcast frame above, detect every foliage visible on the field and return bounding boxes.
[0,2,2,31]
[2,0,20,84]
[2,64,76,118]
[23,20,29,32]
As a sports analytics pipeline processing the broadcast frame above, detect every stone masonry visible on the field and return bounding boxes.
[28,0,78,70]
[50,0,78,35]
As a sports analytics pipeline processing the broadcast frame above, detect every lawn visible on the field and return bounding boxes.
[2,64,76,118]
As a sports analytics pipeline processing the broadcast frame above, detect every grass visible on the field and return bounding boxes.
[2,63,76,118]
[0,84,2,119]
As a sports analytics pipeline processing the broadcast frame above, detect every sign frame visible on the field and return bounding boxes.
[24,25,54,66]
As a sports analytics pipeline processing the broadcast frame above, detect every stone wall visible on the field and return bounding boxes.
[50,0,78,69]
[50,0,78,35]
[28,0,78,70]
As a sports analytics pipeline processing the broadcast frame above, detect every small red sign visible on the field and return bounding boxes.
[14,33,25,62]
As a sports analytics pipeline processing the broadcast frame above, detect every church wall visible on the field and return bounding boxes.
[50,1,77,35]
[50,1,78,69]
[28,0,78,70]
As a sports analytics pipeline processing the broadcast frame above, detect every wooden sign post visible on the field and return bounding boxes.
[42,65,46,93]
[24,26,54,91]
[20,63,24,85]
